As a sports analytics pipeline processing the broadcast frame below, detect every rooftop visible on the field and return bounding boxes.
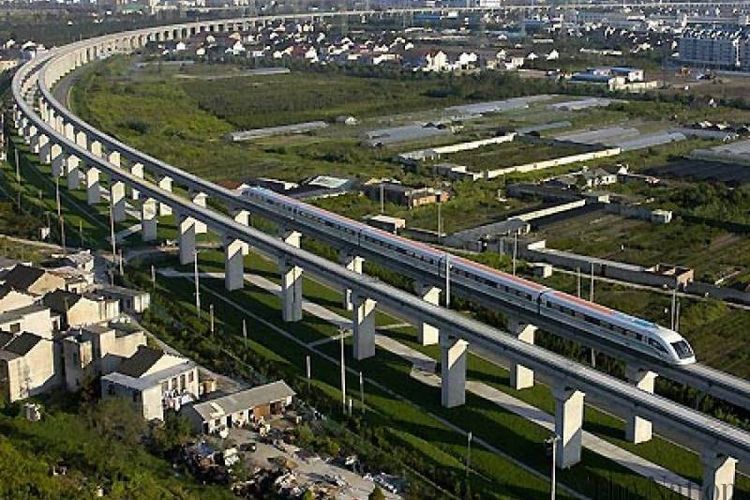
[188,381,296,421]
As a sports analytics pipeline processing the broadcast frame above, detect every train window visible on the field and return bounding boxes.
[648,338,667,353]
[671,341,694,359]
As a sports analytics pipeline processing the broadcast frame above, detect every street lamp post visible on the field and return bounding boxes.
[545,434,561,500]
[194,250,201,318]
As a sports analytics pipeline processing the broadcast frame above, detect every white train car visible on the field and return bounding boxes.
[539,291,695,365]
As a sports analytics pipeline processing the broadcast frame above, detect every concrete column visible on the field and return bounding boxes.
[440,333,467,408]
[107,150,120,167]
[85,167,100,205]
[624,366,657,444]
[90,140,102,158]
[224,238,245,291]
[702,452,736,500]
[66,156,81,190]
[38,136,52,164]
[352,295,376,360]
[110,181,126,222]
[340,251,363,311]
[279,257,303,322]
[63,123,75,142]
[141,198,158,242]
[191,192,208,234]
[507,319,537,390]
[75,131,87,150]
[130,163,144,200]
[178,214,196,266]
[50,145,65,177]
[232,209,250,255]
[553,386,585,469]
[23,124,37,145]
[414,282,440,345]
[158,176,173,216]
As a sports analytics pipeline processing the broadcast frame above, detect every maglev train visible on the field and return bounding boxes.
[242,186,697,366]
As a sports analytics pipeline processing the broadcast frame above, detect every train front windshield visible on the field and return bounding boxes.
[671,341,694,360]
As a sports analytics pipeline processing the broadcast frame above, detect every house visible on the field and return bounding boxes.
[101,346,200,421]
[2,264,66,296]
[62,324,146,392]
[581,168,618,187]
[403,49,449,72]
[363,182,450,209]
[0,304,55,339]
[43,289,119,329]
[0,285,36,313]
[0,332,57,403]
[364,214,406,234]
[49,250,95,273]
[92,285,150,314]
[182,381,295,434]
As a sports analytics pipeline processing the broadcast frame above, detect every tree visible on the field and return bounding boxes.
[369,486,386,500]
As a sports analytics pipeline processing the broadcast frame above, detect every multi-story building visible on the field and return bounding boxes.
[101,346,200,421]
[0,331,58,402]
[679,29,743,68]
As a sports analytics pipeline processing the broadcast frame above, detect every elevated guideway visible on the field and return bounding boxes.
[11,12,750,498]
[33,35,750,417]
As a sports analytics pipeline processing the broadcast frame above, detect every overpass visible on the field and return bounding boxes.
[10,12,750,499]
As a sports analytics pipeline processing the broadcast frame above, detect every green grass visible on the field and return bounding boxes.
[155,247,717,499]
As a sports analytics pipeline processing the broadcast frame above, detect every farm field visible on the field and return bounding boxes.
[444,139,589,170]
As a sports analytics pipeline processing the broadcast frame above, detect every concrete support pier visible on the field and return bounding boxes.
[90,140,102,158]
[279,229,303,322]
[279,257,303,322]
[38,139,52,164]
[66,156,81,189]
[508,319,537,390]
[158,176,173,215]
[224,238,245,291]
[553,386,585,469]
[702,452,736,500]
[440,333,467,408]
[75,131,87,150]
[141,198,158,242]
[130,163,144,200]
[624,366,657,444]
[352,294,376,360]
[110,181,126,222]
[85,167,100,205]
[414,282,440,345]
[232,209,250,255]
[50,145,65,177]
[191,192,208,234]
[340,251,363,311]
[178,214,196,266]
[107,151,120,167]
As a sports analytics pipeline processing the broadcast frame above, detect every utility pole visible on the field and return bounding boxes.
[305,354,311,389]
[359,370,364,413]
[209,304,215,335]
[340,328,346,414]
[512,232,518,276]
[670,282,678,330]
[589,262,595,302]
[243,319,248,348]
[109,204,116,271]
[55,176,66,254]
[445,254,451,308]
[546,435,560,500]
[118,249,123,275]
[194,250,201,318]
[379,183,384,214]
[465,431,472,482]
[79,219,84,247]
[14,148,20,184]
[576,267,581,298]
[151,264,156,287]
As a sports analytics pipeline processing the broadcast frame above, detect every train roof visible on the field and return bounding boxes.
[455,256,549,292]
